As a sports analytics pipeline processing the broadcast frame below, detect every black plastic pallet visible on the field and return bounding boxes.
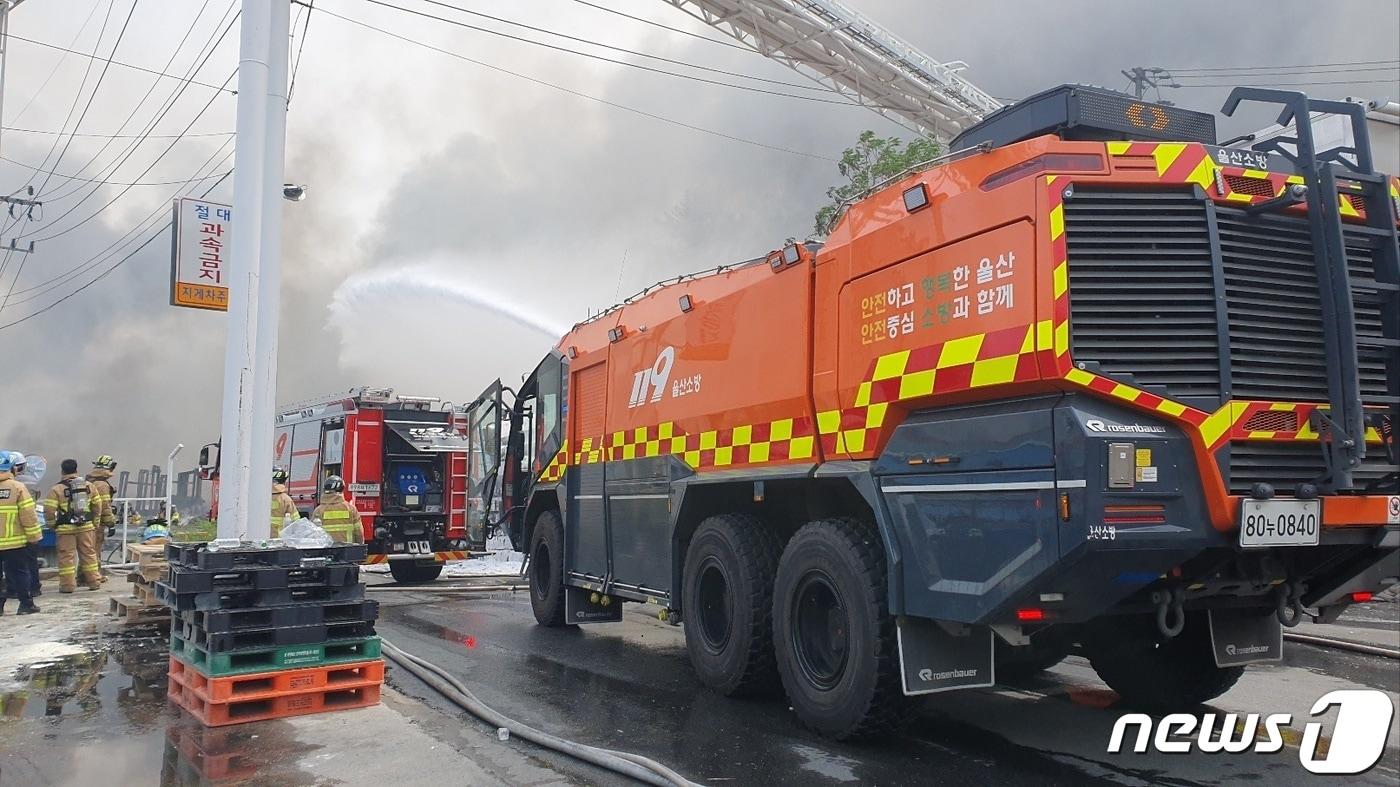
[156,580,365,613]
[166,542,369,570]
[179,599,379,633]
[180,618,378,652]
[166,564,359,594]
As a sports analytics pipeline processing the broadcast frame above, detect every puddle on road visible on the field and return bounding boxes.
[0,621,318,785]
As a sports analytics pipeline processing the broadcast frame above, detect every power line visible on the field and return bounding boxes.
[353,0,853,105]
[1173,77,1400,88]
[29,0,144,198]
[3,141,233,307]
[6,33,236,94]
[23,68,237,242]
[0,153,230,186]
[288,0,314,103]
[1173,65,1399,78]
[1,125,231,139]
[566,0,747,51]
[1165,58,1399,74]
[22,6,239,238]
[0,0,119,295]
[310,4,835,161]
[6,0,104,125]
[404,0,826,92]
[38,0,230,200]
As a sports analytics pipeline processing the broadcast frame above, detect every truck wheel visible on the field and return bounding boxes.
[528,510,568,627]
[681,513,781,697]
[1086,612,1245,711]
[389,561,443,584]
[772,518,909,740]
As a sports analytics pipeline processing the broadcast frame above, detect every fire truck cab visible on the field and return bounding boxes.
[200,386,484,583]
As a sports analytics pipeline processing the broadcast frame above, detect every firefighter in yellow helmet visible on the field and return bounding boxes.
[270,467,297,538]
[0,450,42,614]
[43,459,103,592]
[310,476,363,544]
[86,455,118,583]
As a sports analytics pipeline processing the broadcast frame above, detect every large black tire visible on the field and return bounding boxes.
[1086,612,1245,711]
[389,561,443,584]
[528,510,568,627]
[681,513,782,697]
[772,518,910,740]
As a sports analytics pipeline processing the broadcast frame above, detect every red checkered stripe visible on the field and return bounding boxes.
[546,418,819,474]
[1104,141,1378,216]
[816,322,1044,454]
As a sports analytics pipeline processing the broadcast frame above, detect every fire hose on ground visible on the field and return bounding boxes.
[380,639,699,787]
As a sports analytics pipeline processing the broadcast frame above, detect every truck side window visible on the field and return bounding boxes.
[535,355,562,458]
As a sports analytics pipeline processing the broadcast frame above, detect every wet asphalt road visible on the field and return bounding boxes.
[374,586,1400,787]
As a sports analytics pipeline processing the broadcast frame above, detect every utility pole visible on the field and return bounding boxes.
[1121,66,1180,105]
[215,0,291,542]
[0,0,31,160]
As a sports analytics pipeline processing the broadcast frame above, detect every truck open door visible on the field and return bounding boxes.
[464,380,504,549]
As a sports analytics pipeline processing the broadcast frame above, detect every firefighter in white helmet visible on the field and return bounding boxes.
[271,467,297,538]
[0,450,41,614]
[310,476,363,544]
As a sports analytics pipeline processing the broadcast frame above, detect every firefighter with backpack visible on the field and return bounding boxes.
[43,459,106,592]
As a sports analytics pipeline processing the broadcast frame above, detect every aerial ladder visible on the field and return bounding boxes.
[660,0,1003,140]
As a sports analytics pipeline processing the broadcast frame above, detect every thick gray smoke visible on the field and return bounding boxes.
[2,0,1395,493]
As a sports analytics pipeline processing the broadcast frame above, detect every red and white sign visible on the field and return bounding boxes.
[170,197,232,311]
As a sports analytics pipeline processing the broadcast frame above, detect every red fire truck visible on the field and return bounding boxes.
[200,386,487,582]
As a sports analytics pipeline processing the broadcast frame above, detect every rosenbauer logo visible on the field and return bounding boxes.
[1084,418,1167,435]
[1108,689,1395,774]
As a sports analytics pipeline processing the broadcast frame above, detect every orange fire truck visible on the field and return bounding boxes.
[201,387,487,583]
[463,85,1399,739]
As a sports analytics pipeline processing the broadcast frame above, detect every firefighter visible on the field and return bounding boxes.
[271,466,297,537]
[43,459,103,592]
[10,452,42,599]
[310,475,363,544]
[0,450,42,615]
[86,455,118,583]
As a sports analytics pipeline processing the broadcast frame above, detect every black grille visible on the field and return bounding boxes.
[1345,235,1390,404]
[1216,208,1328,401]
[1065,190,1221,398]
[1227,441,1398,494]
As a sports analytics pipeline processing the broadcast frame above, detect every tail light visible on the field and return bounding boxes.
[1103,504,1167,526]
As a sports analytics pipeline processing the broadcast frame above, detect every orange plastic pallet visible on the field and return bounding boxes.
[167,655,384,703]
[168,677,380,727]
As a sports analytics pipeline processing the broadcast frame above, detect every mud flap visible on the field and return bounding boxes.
[564,586,622,624]
[896,616,995,695]
[1208,608,1283,667]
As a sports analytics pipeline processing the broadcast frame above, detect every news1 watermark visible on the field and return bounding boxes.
[1108,690,1396,774]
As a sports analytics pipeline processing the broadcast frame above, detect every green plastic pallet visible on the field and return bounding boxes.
[169,630,382,677]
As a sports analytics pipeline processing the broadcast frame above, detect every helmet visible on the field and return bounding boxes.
[93,455,117,470]
[7,451,25,471]
[272,466,290,484]
[322,475,345,494]
[0,450,12,473]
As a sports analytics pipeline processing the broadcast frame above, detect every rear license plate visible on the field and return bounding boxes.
[404,540,432,555]
[1239,499,1320,548]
